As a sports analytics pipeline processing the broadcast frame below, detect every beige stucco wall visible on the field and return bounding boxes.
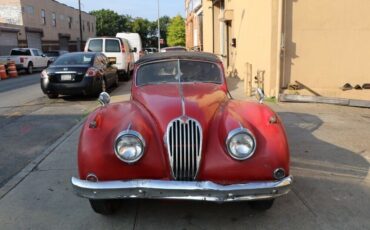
[282,0,370,100]
[202,0,279,97]
[201,0,370,100]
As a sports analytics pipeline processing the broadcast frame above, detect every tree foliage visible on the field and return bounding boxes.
[90,10,185,48]
[167,15,185,47]
[90,9,130,36]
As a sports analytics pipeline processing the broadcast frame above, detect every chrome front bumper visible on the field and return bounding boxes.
[71,176,293,202]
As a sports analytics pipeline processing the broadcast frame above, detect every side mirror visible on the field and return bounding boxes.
[256,88,265,104]
[98,92,110,106]
[132,47,137,53]
[41,54,46,57]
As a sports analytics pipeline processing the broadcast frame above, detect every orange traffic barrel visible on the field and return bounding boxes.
[7,61,18,78]
[0,64,7,80]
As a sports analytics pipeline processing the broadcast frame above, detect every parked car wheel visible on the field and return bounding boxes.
[249,199,275,211]
[27,63,33,74]
[47,93,58,99]
[89,199,120,215]
[119,70,130,81]
[113,74,119,87]
[101,78,107,92]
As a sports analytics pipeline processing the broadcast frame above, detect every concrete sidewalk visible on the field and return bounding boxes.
[0,78,369,230]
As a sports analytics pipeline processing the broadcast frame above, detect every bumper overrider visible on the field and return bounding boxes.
[71,176,293,202]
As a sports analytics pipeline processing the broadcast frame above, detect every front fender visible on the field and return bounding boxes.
[78,101,171,181]
[198,100,290,184]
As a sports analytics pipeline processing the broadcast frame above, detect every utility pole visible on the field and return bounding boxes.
[78,0,83,51]
[157,0,161,51]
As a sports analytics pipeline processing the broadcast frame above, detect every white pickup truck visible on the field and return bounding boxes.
[0,48,51,74]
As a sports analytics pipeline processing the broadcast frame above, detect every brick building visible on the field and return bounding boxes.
[185,0,203,51]
[0,0,96,55]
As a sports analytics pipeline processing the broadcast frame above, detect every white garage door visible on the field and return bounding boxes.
[27,32,42,49]
[0,32,18,55]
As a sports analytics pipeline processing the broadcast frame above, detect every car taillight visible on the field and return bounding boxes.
[86,67,98,77]
[121,45,126,53]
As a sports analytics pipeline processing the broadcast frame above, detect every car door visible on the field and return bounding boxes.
[104,38,124,72]
[31,49,41,67]
[125,40,135,71]
[37,49,48,67]
[95,54,112,87]
[103,54,117,87]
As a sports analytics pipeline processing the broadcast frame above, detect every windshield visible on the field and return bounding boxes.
[52,53,95,66]
[136,60,222,86]
[45,52,59,57]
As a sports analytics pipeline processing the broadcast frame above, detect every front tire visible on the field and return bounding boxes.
[101,78,107,92]
[249,199,275,211]
[89,199,120,215]
[27,63,33,74]
[47,93,58,99]
[119,69,130,81]
[113,74,119,87]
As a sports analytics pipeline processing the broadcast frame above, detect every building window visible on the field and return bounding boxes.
[68,17,72,29]
[83,21,85,31]
[41,9,46,25]
[24,6,34,15]
[92,24,94,32]
[87,22,90,32]
[52,13,56,27]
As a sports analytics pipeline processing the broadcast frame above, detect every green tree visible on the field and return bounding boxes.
[90,10,132,36]
[130,17,152,46]
[167,15,185,47]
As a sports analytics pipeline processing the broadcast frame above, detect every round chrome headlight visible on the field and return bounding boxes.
[114,130,145,163]
[226,128,256,160]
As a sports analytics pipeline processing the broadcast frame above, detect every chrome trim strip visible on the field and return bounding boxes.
[55,71,77,74]
[71,176,293,202]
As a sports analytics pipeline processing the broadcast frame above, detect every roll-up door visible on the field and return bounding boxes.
[27,32,42,49]
[0,32,18,55]
[59,37,69,51]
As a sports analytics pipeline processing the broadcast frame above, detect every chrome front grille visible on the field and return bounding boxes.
[166,117,202,181]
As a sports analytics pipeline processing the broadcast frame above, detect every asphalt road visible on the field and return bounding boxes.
[0,73,125,188]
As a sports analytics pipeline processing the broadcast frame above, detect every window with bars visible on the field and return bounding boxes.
[41,9,46,25]
[52,13,56,27]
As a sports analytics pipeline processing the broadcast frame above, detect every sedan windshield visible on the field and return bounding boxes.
[136,60,222,86]
[52,53,95,66]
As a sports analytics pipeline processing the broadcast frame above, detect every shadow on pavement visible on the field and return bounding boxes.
[90,112,370,229]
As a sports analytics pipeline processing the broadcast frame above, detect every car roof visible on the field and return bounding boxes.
[62,52,97,56]
[136,52,221,65]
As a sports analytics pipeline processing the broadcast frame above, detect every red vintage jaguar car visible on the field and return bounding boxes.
[72,52,292,215]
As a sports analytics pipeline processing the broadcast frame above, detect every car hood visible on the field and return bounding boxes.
[133,83,228,134]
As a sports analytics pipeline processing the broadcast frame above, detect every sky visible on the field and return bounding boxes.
[57,0,185,21]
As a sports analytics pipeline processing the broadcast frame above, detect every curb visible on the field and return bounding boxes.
[0,118,86,200]
[279,94,370,108]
